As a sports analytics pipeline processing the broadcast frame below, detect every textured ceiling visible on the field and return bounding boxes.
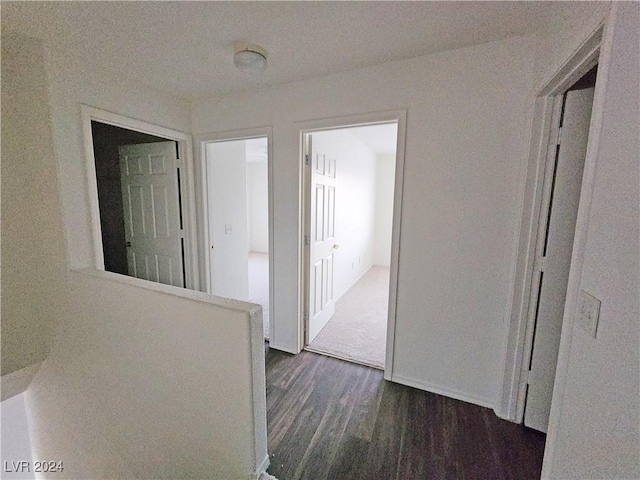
[2,1,586,100]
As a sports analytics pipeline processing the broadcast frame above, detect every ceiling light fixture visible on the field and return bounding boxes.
[233,43,268,74]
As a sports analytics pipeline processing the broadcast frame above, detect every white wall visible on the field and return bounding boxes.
[543,3,639,478]
[534,1,612,91]
[192,36,535,406]
[312,129,377,300]
[1,393,35,480]
[0,35,69,394]
[373,153,396,266]
[247,161,269,253]
[2,13,267,479]
[26,270,267,480]
[3,11,193,270]
[207,141,250,300]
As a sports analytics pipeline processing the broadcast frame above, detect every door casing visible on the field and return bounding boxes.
[297,110,407,380]
[81,105,199,290]
[499,21,608,424]
[195,127,274,340]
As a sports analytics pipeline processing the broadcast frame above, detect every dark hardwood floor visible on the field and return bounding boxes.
[265,346,546,480]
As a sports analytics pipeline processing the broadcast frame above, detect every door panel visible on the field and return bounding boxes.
[307,134,338,342]
[119,141,184,288]
[524,88,595,432]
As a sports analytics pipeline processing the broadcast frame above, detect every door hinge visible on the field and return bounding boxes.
[304,312,309,322]
[305,154,310,166]
[552,127,562,146]
[523,370,532,385]
[304,235,310,246]
[535,256,546,272]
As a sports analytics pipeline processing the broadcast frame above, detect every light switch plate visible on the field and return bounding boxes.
[576,290,601,338]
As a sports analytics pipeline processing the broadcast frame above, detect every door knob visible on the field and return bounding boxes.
[126,241,132,247]
[333,244,340,250]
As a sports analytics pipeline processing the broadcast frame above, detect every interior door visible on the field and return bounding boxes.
[119,141,184,287]
[306,134,338,342]
[524,87,595,432]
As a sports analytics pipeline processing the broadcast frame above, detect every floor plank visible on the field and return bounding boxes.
[265,347,546,480]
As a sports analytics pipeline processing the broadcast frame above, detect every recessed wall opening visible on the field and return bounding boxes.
[302,122,399,369]
[90,120,187,287]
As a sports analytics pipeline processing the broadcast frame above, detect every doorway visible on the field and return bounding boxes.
[301,122,399,369]
[81,106,198,289]
[521,66,597,432]
[90,121,186,287]
[204,136,272,339]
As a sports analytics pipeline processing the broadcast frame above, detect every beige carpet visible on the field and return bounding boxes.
[306,265,389,369]
[248,252,270,339]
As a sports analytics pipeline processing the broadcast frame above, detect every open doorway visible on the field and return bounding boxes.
[521,65,598,432]
[90,121,186,287]
[204,136,271,339]
[302,123,398,369]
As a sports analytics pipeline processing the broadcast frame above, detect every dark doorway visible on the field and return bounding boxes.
[91,121,174,276]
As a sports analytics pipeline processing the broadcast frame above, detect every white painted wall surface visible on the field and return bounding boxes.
[1,393,35,480]
[373,153,396,266]
[27,270,267,480]
[1,24,266,480]
[0,35,69,394]
[207,141,250,300]
[192,36,535,406]
[312,129,377,300]
[247,161,269,253]
[544,3,639,478]
[533,2,611,91]
[1,15,193,271]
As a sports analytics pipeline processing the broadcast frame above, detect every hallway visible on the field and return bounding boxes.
[265,348,546,480]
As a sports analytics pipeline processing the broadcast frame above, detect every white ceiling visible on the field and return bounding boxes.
[3,1,579,100]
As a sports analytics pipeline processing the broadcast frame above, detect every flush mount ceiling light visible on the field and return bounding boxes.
[233,43,268,73]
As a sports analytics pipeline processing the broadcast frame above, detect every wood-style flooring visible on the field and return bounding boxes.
[265,347,546,480]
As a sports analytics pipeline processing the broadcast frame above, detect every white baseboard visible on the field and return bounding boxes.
[252,454,270,479]
[391,373,495,410]
[267,342,300,355]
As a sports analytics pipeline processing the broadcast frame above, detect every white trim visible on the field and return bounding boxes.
[253,455,270,480]
[194,127,275,341]
[79,105,199,290]
[72,267,261,313]
[499,21,606,424]
[294,109,408,380]
[391,374,495,410]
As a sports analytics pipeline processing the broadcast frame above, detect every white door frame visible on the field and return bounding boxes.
[499,20,609,423]
[296,110,407,380]
[80,105,199,290]
[195,127,274,338]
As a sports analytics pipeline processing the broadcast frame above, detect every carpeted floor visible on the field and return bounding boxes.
[248,252,270,339]
[306,265,389,369]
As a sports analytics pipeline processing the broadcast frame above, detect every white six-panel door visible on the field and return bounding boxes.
[307,134,338,342]
[524,87,595,432]
[119,141,184,287]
